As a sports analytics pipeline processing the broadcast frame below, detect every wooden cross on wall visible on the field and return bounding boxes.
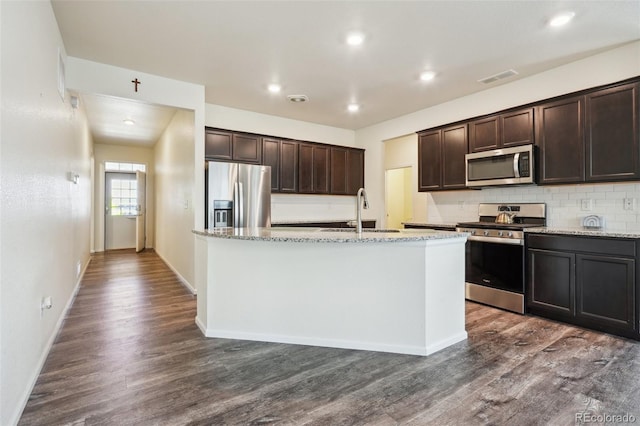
[131,78,141,92]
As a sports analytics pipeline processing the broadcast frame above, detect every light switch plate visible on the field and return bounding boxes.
[581,199,592,211]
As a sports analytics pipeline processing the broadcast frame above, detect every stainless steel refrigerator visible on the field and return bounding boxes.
[206,161,271,229]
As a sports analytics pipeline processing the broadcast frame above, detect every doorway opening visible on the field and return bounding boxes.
[104,163,146,252]
[385,167,413,229]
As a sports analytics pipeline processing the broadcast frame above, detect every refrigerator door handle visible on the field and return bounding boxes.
[238,182,244,227]
[234,182,240,227]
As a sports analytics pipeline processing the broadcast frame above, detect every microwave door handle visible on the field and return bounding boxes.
[513,153,521,178]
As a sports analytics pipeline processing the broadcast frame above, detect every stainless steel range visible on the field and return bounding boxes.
[456,203,546,314]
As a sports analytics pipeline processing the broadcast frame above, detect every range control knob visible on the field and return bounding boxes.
[498,231,504,237]
[508,232,513,237]
[483,230,489,236]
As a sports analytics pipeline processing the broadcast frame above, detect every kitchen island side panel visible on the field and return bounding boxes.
[196,235,467,356]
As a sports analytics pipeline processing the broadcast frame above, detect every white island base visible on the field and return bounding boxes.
[194,229,467,356]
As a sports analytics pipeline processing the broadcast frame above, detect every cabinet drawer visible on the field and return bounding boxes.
[527,234,636,257]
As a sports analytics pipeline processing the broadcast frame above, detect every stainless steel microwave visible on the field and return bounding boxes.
[465,144,535,188]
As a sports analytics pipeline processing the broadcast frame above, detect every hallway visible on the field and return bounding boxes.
[18,250,640,425]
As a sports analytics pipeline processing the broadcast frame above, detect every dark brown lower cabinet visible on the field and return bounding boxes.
[527,234,639,340]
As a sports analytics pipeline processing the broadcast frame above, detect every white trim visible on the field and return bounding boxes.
[156,250,197,295]
[202,328,432,357]
[424,332,468,355]
[11,258,90,426]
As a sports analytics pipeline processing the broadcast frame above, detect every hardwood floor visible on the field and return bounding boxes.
[19,250,640,425]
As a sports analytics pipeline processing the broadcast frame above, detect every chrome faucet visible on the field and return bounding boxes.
[356,187,369,234]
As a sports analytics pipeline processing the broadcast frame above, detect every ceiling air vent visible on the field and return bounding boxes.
[287,94,309,103]
[478,69,518,84]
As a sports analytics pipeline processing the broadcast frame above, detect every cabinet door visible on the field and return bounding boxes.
[313,145,330,193]
[418,130,442,191]
[233,134,261,163]
[576,254,635,331]
[469,115,500,152]
[205,129,233,160]
[280,141,298,193]
[298,143,314,193]
[502,108,534,148]
[262,138,280,192]
[527,248,575,316]
[330,147,349,194]
[442,124,468,189]
[536,96,585,184]
[585,82,639,182]
[347,148,364,195]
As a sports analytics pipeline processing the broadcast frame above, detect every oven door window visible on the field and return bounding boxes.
[465,240,524,293]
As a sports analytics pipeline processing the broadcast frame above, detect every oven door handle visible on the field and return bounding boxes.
[465,235,523,245]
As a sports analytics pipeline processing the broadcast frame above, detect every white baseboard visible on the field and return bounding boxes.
[10,257,90,426]
[155,251,197,295]
[200,327,432,356]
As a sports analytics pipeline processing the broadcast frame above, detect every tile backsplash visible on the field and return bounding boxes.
[426,182,640,231]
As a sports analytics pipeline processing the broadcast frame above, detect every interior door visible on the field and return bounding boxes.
[105,172,137,250]
[135,171,146,252]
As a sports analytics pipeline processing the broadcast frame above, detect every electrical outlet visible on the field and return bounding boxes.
[76,261,82,278]
[581,199,592,211]
[624,198,636,211]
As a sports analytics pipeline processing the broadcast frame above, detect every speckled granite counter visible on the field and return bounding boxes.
[192,227,466,243]
[525,227,640,239]
[402,222,458,230]
[194,226,468,356]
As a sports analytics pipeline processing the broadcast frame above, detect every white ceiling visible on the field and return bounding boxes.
[52,0,640,141]
[81,93,178,146]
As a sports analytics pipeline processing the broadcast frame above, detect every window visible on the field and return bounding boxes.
[110,179,138,216]
[105,162,146,172]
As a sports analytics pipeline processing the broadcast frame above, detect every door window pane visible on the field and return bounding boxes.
[110,179,137,216]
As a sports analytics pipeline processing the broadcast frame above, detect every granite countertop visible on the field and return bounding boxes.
[525,227,640,239]
[271,219,376,225]
[402,222,458,229]
[193,227,468,243]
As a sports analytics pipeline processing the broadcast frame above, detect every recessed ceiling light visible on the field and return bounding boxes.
[549,11,575,27]
[123,118,135,125]
[268,83,281,93]
[420,71,436,82]
[346,32,365,46]
[348,103,360,113]
[287,94,308,103]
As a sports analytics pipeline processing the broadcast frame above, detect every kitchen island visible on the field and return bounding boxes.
[193,227,468,356]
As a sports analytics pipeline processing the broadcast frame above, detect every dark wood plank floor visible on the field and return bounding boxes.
[19,250,640,425]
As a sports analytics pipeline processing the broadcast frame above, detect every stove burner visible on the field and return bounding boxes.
[456,222,543,230]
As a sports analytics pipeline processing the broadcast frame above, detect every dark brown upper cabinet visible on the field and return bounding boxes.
[469,108,534,153]
[418,130,442,191]
[585,82,639,182]
[418,124,467,191]
[299,143,330,194]
[261,138,281,192]
[205,128,261,164]
[279,140,299,193]
[205,129,365,195]
[536,95,585,184]
[346,148,365,194]
[330,147,349,194]
[262,138,299,193]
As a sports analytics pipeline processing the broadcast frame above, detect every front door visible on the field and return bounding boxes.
[105,172,138,250]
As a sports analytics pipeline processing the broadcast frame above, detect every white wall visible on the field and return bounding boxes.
[0,2,93,424]
[384,133,428,226]
[92,143,156,251]
[154,110,196,291]
[356,41,640,227]
[205,104,366,222]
